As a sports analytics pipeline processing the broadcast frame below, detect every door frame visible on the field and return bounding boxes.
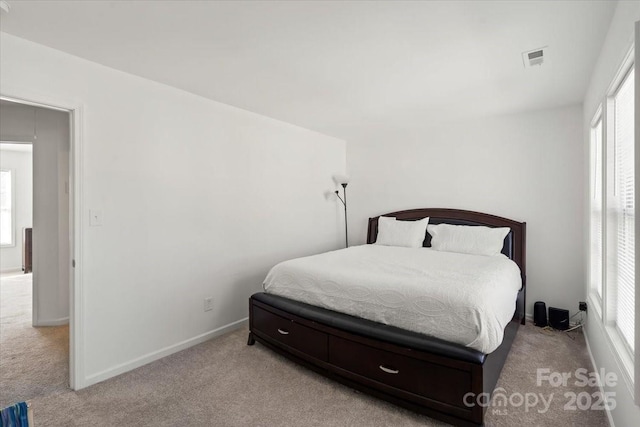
[0,92,84,390]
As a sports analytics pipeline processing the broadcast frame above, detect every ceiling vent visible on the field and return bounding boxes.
[522,46,548,68]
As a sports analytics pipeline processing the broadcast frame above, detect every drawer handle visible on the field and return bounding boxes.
[277,328,290,335]
[379,365,399,374]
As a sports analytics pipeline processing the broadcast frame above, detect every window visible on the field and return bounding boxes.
[0,169,13,246]
[590,114,603,300]
[589,47,635,387]
[608,66,635,353]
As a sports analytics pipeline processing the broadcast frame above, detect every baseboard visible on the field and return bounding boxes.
[0,267,23,274]
[583,330,616,427]
[35,316,69,326]
[83,317,249,388]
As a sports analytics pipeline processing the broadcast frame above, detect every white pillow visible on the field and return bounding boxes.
[375,216,429,248]
[427,224,510,256]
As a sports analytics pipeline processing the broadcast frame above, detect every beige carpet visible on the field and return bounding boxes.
[0,273,70,409]
[1,276,608,426]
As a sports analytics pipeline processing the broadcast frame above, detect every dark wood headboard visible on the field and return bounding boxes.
[367,208,527,285]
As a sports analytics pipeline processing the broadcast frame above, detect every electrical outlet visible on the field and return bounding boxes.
[579,301,587,312]
[204,297,213,312]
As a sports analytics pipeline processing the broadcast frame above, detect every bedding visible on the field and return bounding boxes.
[375,216,429,248]
[427,223,511,256]
[263,244,521,353]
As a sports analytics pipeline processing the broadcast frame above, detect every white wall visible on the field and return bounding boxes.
[0,33,346,387]
[582,2,640,426]
[32,106,70,325]
[347,104,584,318]
[0,148,32,272]
[1,101,71,326]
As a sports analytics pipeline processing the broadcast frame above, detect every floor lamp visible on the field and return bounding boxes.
[334,175,350,248]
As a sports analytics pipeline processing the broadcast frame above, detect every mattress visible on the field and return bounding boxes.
[263,245,522,353]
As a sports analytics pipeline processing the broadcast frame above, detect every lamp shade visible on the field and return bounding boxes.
[333,174,350,185]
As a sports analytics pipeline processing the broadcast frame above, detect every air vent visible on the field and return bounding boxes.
[522,46,548,68]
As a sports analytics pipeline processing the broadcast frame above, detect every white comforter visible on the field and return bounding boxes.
[263,245,521,353]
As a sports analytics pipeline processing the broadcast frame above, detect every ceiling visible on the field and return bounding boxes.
[0,1,617,140]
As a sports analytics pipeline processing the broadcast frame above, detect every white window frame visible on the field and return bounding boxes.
[597,45,636,394]
[589,105,604,317]
[634,23,640,405]
[0,168,16,247]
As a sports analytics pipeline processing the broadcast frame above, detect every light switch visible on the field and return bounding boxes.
[89,209,103,226]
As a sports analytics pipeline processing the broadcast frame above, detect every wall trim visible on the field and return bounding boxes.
[0,267,23,274]
[83,317,249,388]
[583,330,616,427]
[69,102,84,391]
[35,316,69,327]
[0,91,84,391]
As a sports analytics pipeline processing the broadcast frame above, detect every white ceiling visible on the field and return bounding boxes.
[0,1,617,140]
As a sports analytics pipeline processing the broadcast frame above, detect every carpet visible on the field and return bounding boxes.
[0,273,70,409]
[1,273,609,426]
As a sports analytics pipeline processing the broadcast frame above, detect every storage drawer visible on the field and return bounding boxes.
[252,306,328,361]
[329,336,471,408]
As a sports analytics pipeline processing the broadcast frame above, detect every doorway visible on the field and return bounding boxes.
[0,98,74,405]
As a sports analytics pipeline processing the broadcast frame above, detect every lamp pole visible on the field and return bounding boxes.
[335,183,348,248]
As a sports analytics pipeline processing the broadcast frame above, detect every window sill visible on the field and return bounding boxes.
[587,293,635,399]
[604,324,635,398]
[588,293,603,321]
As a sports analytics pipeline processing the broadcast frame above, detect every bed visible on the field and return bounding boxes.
[248,208,526,426]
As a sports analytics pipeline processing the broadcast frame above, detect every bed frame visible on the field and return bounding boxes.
[248,208,526,426]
